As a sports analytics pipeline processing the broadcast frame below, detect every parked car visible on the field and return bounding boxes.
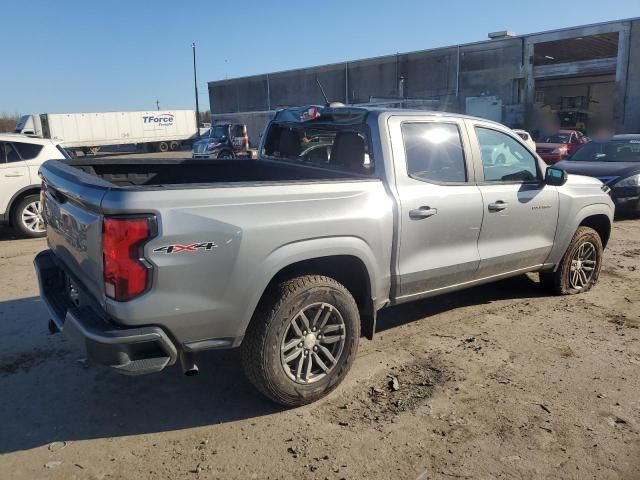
[35,106,613,406]
[0,134,69,237]
[192,123,249,159]
[513,129,536,150]
[556,134,640,214]
[536,130,589,164]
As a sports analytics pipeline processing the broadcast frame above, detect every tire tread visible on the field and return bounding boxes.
[241,275,359,406]
[540,226,603,295]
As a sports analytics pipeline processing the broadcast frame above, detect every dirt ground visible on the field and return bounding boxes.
[0,219,638,480]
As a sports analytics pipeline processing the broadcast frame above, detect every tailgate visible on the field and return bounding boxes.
[40,160,111,304]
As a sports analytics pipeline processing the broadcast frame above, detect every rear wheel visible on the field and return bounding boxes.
[241,275,360,406]
[157,141,169,153]
[169,141,180,151]
[539,226,603,295]
[12,194,46,238]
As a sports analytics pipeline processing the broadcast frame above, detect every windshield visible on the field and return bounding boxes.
[207,125,228,139]
[540,134,570,144]
[569,140,640,162]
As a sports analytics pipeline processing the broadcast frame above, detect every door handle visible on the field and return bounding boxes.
[4,172,26,177]
[409,206,438,220]
[488,200,509,212]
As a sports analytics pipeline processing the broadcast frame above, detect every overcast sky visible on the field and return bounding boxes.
[3,0,638,114]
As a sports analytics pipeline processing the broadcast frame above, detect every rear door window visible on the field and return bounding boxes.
[12,142,43,160]
[401,122,467,183]
[4,143,22,163]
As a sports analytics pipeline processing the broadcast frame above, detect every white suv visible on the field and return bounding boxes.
[0,134,69,237]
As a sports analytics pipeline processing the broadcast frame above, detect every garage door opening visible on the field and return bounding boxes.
[531,32,619,138]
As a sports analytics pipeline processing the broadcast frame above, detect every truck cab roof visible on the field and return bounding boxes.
[273,105,508,129]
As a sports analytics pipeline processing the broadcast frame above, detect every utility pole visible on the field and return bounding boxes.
[156,99,160,111]
[192,42,201,139]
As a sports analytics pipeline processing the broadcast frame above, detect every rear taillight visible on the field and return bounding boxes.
[243,135,249,147]
[102,217,154,301]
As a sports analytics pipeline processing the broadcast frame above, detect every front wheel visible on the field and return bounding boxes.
[12,194,46,238]
[241,275,360,407]
[539,226,603,295]
[217,150,234,159]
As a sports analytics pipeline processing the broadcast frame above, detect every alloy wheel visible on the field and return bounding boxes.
[569,241,597,290]
[21,201,45,233]
[280,302,346,384]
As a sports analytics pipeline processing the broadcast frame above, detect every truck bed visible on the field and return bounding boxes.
[63,158,365,188]
[38,154,392,349]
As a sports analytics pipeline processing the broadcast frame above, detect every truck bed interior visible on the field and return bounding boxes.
[66,158,369,187]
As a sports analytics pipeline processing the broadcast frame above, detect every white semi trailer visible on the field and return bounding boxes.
[15,110,198,154]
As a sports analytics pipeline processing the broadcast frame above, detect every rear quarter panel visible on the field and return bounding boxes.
[101,180,394,347]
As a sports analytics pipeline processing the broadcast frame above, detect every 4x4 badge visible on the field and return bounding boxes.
[153,242,217,254]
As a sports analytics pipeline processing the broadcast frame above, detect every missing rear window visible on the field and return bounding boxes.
[262,123,373,175]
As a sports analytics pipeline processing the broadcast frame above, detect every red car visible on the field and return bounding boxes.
[536,130,589,164]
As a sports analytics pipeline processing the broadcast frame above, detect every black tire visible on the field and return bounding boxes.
[241,275,360,407]
[169,141,179,151]
[157,142,169,153]
[217,150,234,159]
[11,194,46,238]
[539,226,603,295]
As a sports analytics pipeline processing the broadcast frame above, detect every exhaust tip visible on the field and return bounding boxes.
[48,319,60,335]
[179,351,199,376]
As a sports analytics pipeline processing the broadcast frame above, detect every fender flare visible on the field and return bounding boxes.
[237,236,380,336]
[545,202,613,269]
[3,184,41,224]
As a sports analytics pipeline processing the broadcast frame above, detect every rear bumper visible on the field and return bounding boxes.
[34,250,178,375]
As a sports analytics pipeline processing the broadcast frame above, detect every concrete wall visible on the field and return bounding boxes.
[208,19,637,132]
[270,63,347,107]
[209,37,526,126]
[209,75,269,113]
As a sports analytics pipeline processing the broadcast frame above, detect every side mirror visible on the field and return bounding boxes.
[545,166,568,186]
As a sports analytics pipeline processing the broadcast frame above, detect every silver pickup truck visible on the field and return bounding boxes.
[35,106,614,406]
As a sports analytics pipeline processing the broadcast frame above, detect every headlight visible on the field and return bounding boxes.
[614,173,640,187]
